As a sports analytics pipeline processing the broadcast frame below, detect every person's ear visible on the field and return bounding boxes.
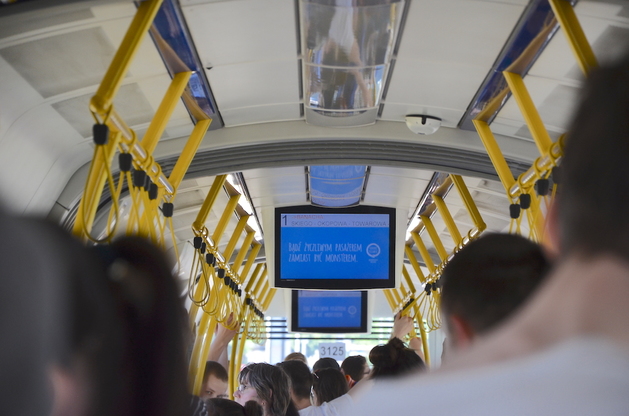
[448,315,475,350]
[344,374,355,388]
[543,198,561,259]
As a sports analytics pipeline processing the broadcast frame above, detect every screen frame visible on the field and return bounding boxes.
[290,290,369,334]
[274,204,396,290]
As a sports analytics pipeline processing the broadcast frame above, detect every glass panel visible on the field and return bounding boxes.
[301,0,404,67]
[304,64,385,112]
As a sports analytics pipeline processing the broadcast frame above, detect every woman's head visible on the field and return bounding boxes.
[206,398,263,416]
[369,338,425,379]
[311,368,348,406]
[236,363,291,416]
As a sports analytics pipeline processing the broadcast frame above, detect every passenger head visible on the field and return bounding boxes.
[90,236,190,416]
[439,233,550,350]
[369,338,425,379]
[201,361,229,400]
[312,357,340,372]
[558,52,629,261]
[205,398,263,416]
[341,355,369,387]
[276,360,312,409]
[236,363,291,416]
[311,368,348,405]
[284,352,308,366]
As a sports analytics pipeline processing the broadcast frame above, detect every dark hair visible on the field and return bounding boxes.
[239,363,291,416]
[559,52,629,260]
[95,236,190,416]
[276,360,312,400]
[204,361,229,383]
[341,355,367,383]
[312,357,340,372]
[206,399,263,416]
[312,368,348,405]
[369,338,425,379]
[440,233,550,335]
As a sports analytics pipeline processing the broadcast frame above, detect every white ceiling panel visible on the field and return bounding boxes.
[383,60,492,125]
[182,0,297,66]
[206,59,299,110]
[398,0,525,67]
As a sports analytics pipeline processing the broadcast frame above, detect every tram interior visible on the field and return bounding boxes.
[1,0,629,383]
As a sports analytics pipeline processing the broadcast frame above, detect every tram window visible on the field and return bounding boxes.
[290,290,369,334]
[274,205,396,289]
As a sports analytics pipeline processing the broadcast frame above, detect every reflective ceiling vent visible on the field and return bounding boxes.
[300,0,404,127]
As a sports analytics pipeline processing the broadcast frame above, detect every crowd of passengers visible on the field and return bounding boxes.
[3,51,629,416]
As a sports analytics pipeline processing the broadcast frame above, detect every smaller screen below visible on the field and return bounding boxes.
[292,290,367,333]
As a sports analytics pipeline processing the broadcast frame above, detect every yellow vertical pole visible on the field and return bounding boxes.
[420,215,448,261]
[411,232,436,275]
[402,265,417,294]
[168,119,212,191]
[451,175,486,231]
[213,195,241,246]
[232,236,257,275]
[433,195,462,246]
[223,216,251,260]
[548,0,598,76]
[90,0,164,115]
[189,313,218,394]
[192,175,227,232]
[141,71,192,154]
[72,132,122,239]
[245,264,264,294]
[239,243,262,283]
[472,121,516,193]
[503,72,553,155]
[383,290,396,310]
[405,245,427,284]
[413,305,431,367]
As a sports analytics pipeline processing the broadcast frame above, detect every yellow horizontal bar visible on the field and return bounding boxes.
[402,265,416,294]
[245,263,264,294]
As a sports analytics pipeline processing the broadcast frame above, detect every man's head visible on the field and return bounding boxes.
[340,355,368,387]
[200,361,228,400]
[276,360,312,409]
[440,233,550,350]
[557,52,629,261]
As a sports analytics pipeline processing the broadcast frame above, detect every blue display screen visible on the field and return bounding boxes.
[279,213,389,280]
[275,205,396,290]
[292,290,367,333]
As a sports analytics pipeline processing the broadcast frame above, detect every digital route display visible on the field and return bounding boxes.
[279,213,390,280]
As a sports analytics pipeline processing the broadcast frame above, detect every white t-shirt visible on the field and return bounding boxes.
[350,338,629,416]
[299,394,354,416]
